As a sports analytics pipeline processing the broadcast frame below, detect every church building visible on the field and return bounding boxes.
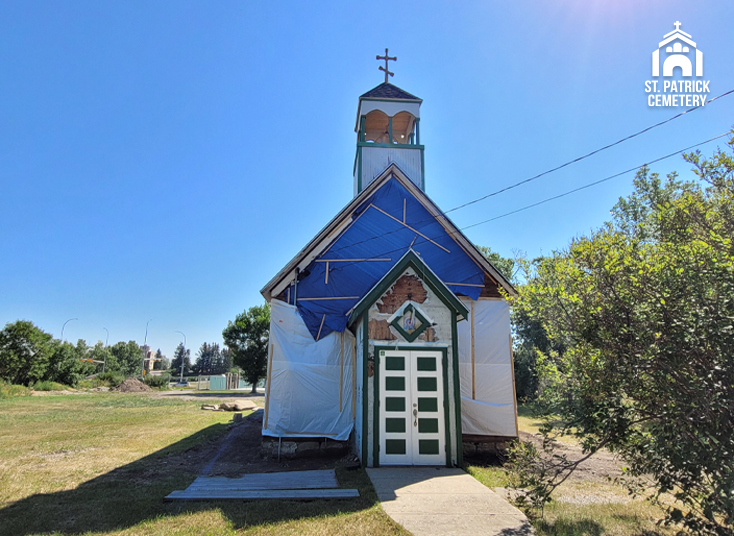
[260,55,518,467]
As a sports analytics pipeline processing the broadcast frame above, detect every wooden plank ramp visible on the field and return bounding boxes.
[164,469,359,501]
[187,469,338,490]
[165,489,359,501]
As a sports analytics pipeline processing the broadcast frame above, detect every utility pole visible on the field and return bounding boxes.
[102,327,109,374]
[141,319,151,378]
[175,331,187,384]
[61,318,78,341]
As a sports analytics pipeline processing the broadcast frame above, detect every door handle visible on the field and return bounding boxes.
[413,408,418,427]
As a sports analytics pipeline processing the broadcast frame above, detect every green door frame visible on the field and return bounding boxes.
[373,345,451,467]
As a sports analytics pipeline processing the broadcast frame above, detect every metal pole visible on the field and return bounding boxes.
[102,327,109,374]
[141,319,151,377]
[61,318,78,341]
[175,331,186,383]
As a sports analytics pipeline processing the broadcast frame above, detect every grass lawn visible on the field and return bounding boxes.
[466,406,675,536]
[0,393,406,536]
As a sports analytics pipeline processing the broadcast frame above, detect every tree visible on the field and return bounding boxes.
[45,339,95,386]
[477,245,546,401]
[107,341,143,377]
[221,347,233,373]
[0,320,53,385]
[512,137,734,534]
[223,304,270,394]
[476,245,518,284]
[170,343,191,377]
[153,348,169,370]
[193,343,229,375]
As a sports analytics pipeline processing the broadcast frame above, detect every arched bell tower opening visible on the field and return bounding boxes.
[353,49,424,196]
[354,85,424,196]
[362,110,418,145]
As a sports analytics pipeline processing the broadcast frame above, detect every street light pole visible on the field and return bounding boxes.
[175,331,187,383]
[61,318,78,341]
[102,327,109,374]
[141,319,151,378]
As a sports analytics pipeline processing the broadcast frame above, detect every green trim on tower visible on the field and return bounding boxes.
[388,117,393,144]
[360,116,365,143]
[451,312,463,466]
[357,147,363,193]
[421,146,425,191]
[361,314,369,467]
[357,142,424,150]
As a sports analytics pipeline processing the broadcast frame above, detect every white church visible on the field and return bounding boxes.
[260,55,518,467]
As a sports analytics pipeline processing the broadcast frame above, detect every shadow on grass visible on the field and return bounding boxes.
[0,423,379,535]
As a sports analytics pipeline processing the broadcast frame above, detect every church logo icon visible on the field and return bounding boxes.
[652,21,703,77]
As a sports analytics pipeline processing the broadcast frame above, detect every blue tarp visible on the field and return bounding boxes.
[289,176,485,340]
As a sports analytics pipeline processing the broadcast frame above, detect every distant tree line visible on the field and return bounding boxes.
[0,320,158,387]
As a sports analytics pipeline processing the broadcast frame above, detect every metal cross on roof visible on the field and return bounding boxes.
[376,48,397,83]
[674,21,681,30]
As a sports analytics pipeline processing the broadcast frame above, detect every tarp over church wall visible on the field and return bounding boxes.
[263,300,355,441]
[457,298,517,437]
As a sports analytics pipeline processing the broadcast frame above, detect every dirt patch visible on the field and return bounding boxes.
[116,378,151,393]
[518,431,624,483]
[183,409,356,478]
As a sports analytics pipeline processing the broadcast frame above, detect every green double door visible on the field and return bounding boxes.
[378,348,446,465]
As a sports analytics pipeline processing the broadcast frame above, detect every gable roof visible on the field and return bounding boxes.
[348,249,469,326]
[659,31,696,49]
[261,164,516,305]
[360,82,422,102]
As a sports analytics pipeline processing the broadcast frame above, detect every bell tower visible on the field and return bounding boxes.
[354,49,424,196]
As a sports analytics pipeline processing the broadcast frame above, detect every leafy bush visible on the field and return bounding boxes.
[0,380,31,399]
[97,371,125,387]
[0,320,54,385]
[32,381,69,391]
[143,373,171,389]
[76,379,109,389]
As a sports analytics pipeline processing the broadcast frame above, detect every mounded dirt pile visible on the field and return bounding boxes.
[116,378,152,392]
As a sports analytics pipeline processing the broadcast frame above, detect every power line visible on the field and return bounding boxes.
[323,90,734,258]
[324,130,730,271]
[461,131,731,230]
[445,88,734,214]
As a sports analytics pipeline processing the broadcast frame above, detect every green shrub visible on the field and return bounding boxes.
[32,381,68,391]
[97,371,125,387]
[0,380,31,399]
[143,373,171,389]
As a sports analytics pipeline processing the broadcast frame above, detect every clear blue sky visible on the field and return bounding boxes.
[1,1,732,359]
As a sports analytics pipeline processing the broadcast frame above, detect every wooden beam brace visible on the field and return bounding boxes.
[316,314,326,341]
[370,204,450,253]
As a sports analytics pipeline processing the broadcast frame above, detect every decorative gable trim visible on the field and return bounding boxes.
[348,249,469,327]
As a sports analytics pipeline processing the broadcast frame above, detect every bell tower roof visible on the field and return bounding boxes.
[353,50,425,196]
[360,82,422,102]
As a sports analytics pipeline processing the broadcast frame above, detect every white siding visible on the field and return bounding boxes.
[356,146,422,194]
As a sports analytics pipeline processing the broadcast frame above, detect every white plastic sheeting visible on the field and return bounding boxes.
[457,298,517,437]
[263,300,355,441]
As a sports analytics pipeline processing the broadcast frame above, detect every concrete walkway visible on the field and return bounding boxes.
[367,467,534,536]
